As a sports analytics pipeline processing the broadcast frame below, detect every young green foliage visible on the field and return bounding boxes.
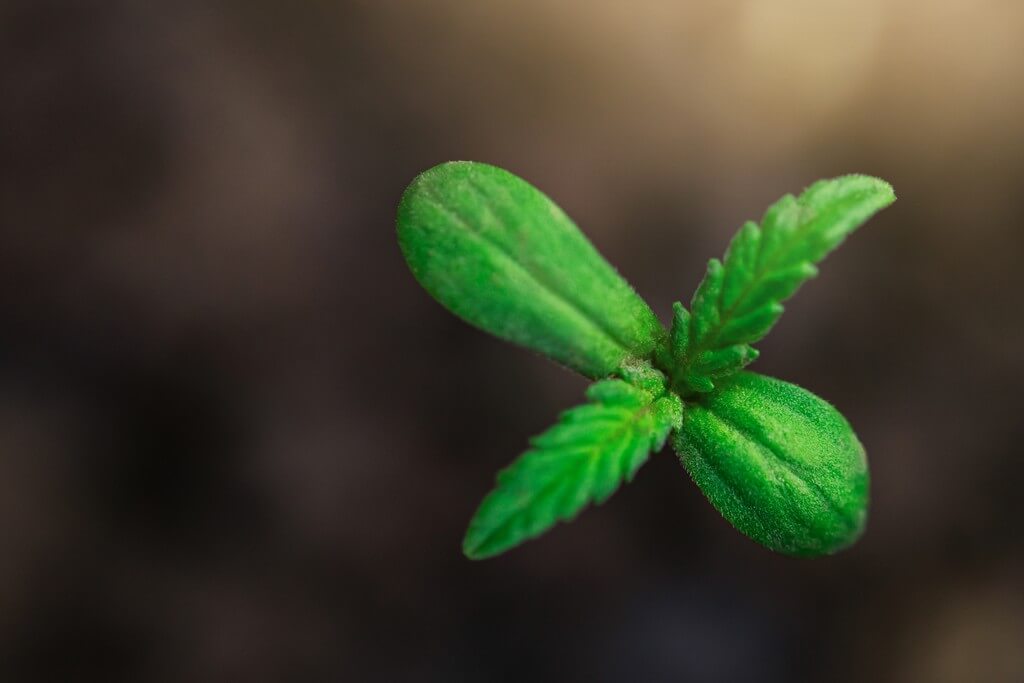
[670,176,895,395]
[396,161,895,559]
[464,373,682,559]
[397,162,666,379]
[675,372,868,556]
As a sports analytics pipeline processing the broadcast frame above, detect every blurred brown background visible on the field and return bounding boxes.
[2,1,1024,681]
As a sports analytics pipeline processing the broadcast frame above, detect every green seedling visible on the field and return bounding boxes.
[397,161,895,559]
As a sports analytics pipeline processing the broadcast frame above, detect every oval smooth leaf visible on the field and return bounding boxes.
[674,372,868,556]
[397,161,665,378]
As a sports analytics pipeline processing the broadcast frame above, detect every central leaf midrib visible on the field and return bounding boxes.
[463,175,647,355]
[423,183,638,362]
[687,187,878,364]
[705,400,848,529]
[470,398,655,555]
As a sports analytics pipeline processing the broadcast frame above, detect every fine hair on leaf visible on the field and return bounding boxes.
[397,161,895,559]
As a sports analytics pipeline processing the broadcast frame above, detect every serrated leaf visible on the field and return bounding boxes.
[669,302,691,358]
[694,345,760,374]
[397,161,666,379]
[463,379,682,559]
[689,259,725,342]
[718,303,784,346]
[670,175,895,394]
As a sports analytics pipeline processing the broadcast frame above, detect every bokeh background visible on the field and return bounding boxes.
[3,2,1024,681]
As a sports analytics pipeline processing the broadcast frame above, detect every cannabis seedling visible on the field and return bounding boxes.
[397,162,895,559]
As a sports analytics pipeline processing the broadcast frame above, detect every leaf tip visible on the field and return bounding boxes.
[837,174,897,206]
[463,548,487,561]
[461,531,493,561]
[397,160,499,219]
[863,175,896,205]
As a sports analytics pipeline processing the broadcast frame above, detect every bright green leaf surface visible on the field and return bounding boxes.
[674,372,868,557]
[464,378,682,559]
[397,162,894,560]
[671,175,895,394]
[397,161,666,379]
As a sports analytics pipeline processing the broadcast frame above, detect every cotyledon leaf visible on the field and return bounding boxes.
[671,175,895,395]
[397,161,666,379]
[464,377,682,559]
[674,371,868,557]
